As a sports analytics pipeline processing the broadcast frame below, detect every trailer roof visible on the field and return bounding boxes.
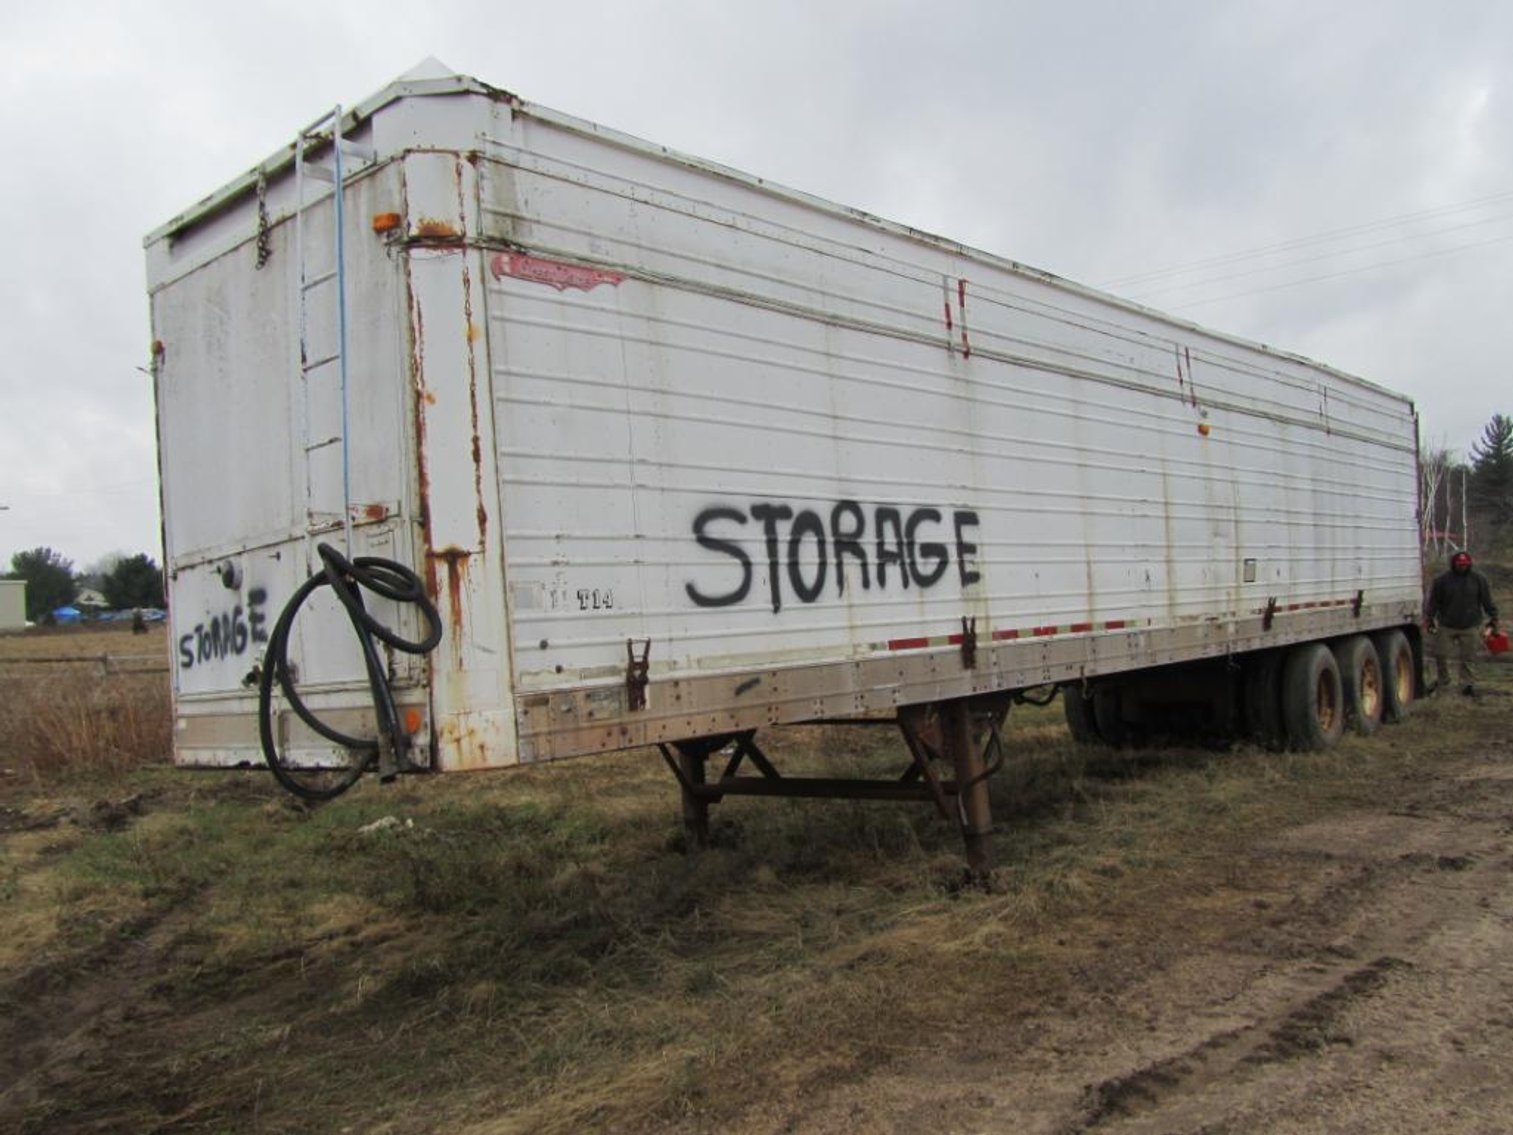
[145,60,1415,412]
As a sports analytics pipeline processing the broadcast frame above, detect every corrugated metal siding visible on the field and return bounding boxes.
[478,125,1418,695]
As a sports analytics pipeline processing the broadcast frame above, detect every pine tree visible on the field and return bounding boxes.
[102,553,166,610]
[1469,413,1513,526]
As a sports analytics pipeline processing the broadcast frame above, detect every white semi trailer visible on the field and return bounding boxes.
[145,62,1422,872]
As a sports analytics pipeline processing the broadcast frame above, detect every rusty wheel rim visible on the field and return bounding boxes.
[1393,645,1414,705]
[1360,657,1382,720]
[1316,671,1339,732]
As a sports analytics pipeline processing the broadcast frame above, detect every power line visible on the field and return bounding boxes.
[1098,188,1513,290]
[2,480,156,499]
[1128,208,1513,302]
[1164,229,1513,311]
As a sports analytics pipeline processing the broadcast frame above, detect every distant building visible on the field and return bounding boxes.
[75,587,109,613]
[0,579,25,631]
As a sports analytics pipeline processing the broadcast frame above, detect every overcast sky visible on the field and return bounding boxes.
[4,0,1511,570]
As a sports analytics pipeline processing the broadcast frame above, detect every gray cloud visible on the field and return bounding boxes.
[3,0,1509,566]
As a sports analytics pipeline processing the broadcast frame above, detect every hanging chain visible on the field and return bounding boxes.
[255,170,272,269]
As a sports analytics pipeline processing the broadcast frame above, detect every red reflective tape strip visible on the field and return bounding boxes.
[1031,625,1058,637]
[888,637,929,651]
[1068,622,1093,634]
[1104,620,1127,630]
[992,628,1020,641]
[490,252,624,291]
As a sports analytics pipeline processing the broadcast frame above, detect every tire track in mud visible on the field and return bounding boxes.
[1052,768,1513,1135]
[1066,955,1412,1133]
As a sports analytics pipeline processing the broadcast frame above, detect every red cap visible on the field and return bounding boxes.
[1452,551,1473,568]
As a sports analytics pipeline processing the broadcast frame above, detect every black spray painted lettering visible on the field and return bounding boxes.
[687,501,981,612]
[178,588,271,669]
[686,507,752,608]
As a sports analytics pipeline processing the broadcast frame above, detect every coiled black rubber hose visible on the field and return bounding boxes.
[258,543,442,800]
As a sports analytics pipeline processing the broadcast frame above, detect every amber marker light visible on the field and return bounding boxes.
[372,212,403,233]
[403,708,425,734]
[1197,422,1212,437]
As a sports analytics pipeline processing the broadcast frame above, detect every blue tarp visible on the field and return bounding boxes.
[52,606,82,624]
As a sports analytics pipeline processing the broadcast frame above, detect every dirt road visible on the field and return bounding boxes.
[737,703,1513,1134]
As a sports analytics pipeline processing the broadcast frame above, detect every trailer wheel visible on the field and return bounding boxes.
[1335,636,1383,736]
[1242,650,1287,750]
[1282,643,1344,751]
[1092,685,1130,748]
[1372,629,1415,723]
[1063,684,1102,743]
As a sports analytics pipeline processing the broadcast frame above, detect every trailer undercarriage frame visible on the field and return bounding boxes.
[657,694,1012,879]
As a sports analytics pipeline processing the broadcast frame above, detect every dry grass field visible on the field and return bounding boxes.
[1,620,1511,1133]
[0,624,171,782]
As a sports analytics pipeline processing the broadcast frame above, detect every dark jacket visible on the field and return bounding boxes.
[1426,569,1497,630]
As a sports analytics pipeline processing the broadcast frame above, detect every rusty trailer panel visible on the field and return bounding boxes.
[145,62,1422,777]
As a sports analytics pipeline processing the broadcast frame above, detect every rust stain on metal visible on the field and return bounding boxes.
[429,546,472,663]
[406,263,435,593]
[362,503,387,521]
[399,179,442,772]
[941,275,954,355]
[957,278,971,358]
[415,218,460,239]
[461,255,489,545]
[485,86,525,111]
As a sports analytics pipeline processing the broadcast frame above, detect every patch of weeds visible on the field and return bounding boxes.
[62,809,241,907]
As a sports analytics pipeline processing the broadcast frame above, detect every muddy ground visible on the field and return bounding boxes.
[713,692,1513,1135]
[4,640,1512,1133]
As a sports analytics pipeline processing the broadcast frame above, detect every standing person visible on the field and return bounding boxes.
[1425,551,1499,696]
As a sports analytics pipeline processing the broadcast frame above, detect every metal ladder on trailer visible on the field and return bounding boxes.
[292,106,374,559]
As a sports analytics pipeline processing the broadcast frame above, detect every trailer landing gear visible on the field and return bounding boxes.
[657,695,1008,882]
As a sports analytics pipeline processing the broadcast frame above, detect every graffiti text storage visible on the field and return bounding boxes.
[687,501,981,613]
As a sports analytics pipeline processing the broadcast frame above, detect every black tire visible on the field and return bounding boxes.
[1334,636,1383,736]
[1282,643,1345,751]
[1242,650,1287,750]
[1372,628,1415,724]
[1092,685,1130,748]
[1063,684,1102,743]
